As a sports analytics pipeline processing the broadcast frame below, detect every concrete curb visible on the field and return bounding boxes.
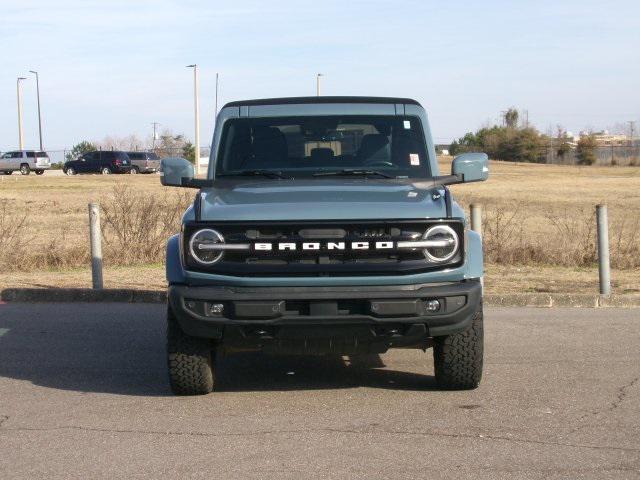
[485,293,640,308]
[0,288,167,304]
[2,288,640,308]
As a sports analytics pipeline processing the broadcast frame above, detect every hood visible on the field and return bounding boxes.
[199,178,447,221]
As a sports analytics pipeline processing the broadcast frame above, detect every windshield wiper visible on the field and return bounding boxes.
[313,169,395,179]
[218,169,290,179]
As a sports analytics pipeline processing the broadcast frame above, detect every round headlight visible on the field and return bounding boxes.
[422,225,459,262]
[189,229,225,264]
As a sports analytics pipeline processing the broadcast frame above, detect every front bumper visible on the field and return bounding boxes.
[169,279,482,351]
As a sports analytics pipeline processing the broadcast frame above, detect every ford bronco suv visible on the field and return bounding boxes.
[161,96,488,395]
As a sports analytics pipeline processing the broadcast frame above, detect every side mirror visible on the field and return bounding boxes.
[451,153,489,183]
[160,157,194,187]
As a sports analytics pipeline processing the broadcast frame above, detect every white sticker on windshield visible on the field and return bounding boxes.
[403,120,411,129]
[409,153,420,166]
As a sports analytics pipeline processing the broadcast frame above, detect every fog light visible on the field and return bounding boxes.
[425,299,441,312]
[208,303,224,315]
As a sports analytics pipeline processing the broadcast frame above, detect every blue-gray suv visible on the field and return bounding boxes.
[161,96,489,395]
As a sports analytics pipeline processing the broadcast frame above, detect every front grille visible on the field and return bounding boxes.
[183,219,464,277]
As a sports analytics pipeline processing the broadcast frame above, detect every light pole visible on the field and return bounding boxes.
[29,70,43,151]
[316,73,323,96]
[17,77,26,150]
[187,64,200,175]
[214,72,219,117]
[151,122,160,150]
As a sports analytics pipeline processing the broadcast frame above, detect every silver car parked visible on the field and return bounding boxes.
[0,150,51,175]
[127,151,161,174]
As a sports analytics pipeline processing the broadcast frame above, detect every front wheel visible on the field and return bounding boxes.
[65,167,76,175]
[20,164,30,175]
[129,167,139,174]
[433,302,483,390]
[101,167,111,175]
[167,306,215,395]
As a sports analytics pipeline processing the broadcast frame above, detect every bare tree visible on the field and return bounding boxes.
[96,134,146,151]
[504,108,519,129]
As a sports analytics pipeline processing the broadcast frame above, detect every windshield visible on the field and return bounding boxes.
[216,115,430,178]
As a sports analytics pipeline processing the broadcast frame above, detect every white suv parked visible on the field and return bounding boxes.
[0,150,51,175]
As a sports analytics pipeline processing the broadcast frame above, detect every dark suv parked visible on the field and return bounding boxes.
[127,151,161,174]
[63,151,132,175]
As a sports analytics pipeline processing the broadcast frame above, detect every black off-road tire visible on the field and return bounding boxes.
[433,302,483,390]
[167,306,215,395]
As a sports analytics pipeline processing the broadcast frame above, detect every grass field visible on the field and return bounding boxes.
[1,159,639,294]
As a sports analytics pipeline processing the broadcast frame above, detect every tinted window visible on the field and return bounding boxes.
[102,152,115,160]
[216,115,430,178]
[127,152,143,160]
[26,151,35,158]
[36,151,49,158]
[1,153,11,159]
[147,152,159,160]
[11,152,23,158]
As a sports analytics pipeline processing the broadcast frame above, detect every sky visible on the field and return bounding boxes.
[1,0,639,151]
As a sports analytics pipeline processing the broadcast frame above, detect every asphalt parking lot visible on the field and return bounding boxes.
[0,303,638,479]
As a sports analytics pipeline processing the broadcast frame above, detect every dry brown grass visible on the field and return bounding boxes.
[100,184,192,264]
[0,198,28,268]
[0,174,192,272]
[1,162,639,293]
[443,158,640,269]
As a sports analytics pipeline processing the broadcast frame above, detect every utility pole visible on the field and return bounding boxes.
[316,73,323,96]
[17,77,26,150]
[151,122,160,150]
[628,121,636,146]
[186,64,200,175]
[29,71,44,150]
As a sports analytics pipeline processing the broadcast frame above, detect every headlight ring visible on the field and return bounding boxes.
[189,228,225,264]
[422,225,459,262]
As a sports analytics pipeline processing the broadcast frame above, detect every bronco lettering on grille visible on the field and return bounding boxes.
[253,241,396,252]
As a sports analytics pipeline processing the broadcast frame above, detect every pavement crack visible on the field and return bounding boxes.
[611,376,639,411]
[571,376,640,433]
[1,424,638,453]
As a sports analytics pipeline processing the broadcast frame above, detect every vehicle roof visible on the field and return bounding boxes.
[5,149,45,152]
[86,150,127,153]
[223,96,421,108]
